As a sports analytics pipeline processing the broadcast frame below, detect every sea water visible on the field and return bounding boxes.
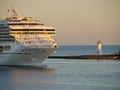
[0,45,120,90]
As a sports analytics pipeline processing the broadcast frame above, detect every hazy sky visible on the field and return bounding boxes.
[0,0,120,45]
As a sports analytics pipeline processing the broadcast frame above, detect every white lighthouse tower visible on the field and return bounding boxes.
[97,40,102,55]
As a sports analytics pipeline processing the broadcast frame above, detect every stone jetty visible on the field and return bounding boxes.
[48,54,120,60]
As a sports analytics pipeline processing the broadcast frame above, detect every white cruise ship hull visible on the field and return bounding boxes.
[0,6,58,66]
[0,44,56,66]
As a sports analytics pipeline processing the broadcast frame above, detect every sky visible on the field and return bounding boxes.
[0,0,120,45]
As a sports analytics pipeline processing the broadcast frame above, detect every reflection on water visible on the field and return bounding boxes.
[0,59,120,90]
[0,65,55,90]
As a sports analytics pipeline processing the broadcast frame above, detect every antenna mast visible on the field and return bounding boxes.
[8,5,19,17]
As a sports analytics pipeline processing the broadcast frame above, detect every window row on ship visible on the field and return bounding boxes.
[0,35,14,38]
[0,32,9,35]
[20,41,54,45]
[10,29,55,31]
[8,23,44,25]
[10,32,55,34]
[0,38,15,41]
[16,36,54,41]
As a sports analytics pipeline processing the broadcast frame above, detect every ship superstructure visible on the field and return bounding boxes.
[0,6,57,66]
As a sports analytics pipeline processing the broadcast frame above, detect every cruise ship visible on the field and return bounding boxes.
[0,6,57,66]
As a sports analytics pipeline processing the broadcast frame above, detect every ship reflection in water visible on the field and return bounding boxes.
[0,65,55,90]
[0,59,120,90]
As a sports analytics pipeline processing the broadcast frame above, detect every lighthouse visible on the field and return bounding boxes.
[97,40,102,55]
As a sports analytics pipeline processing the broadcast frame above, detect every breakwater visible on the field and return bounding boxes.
[49,55,120,60]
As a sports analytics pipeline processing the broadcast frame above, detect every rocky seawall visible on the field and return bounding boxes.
[49,55,120,60]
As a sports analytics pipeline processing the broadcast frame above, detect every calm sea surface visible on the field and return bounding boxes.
[0,45,120,90]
